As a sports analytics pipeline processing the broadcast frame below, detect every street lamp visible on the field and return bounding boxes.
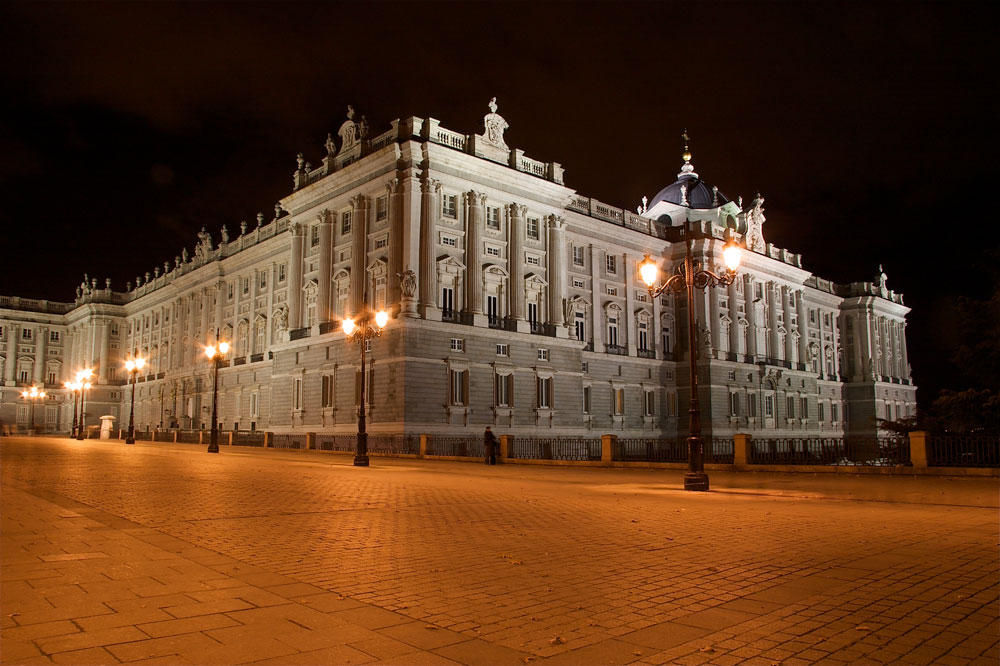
[64,379,81,438]
[342,308,389,467]
[124,356,146,444]
[75,369,93,440]
[204,336,230,453]
[640,221,742,491]
[20,386,47,435]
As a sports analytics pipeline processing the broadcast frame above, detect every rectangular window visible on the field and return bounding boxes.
[376,195,388,221]
[375,236,388,249]
[818,402,826,422]
[809,309,816,324]
[607,317,619,346]
[730,393,740,416]
[526,255,540,266]
[279,264,286,282]
[527,302,539,324]
[228,283,234,300]
[573,245,585,266]
[487,295,499,319]
[832,403,839,422]
[441,235,457,247]
[526,217,539,240]
[572,278,585,289]
[341,211,352,235]
[293,378,303,410]
[450,369,468,405]
[537,349,548,361]
[441,194,457,219]
[250,392,259,418]
[667,392,677,417]
[765,395,774,417]
[243,278,250,295]
[49,331,60,342]
[613,387,625,415]
[583,386,592,414]
[440,286,454,314]
[496,343,508,356]
[311,225,320,247]
[22,328,32,340]
[575,311,586,342]
[787,396,795,418]
[495,373,512,407]
[755,282,763,299]
[606,286,618,297]
[537,376,552,409]
[606,254,617,274]
[638,321,649,351]
[260,272,267,289]
[47,371,56,385]
[485,245,501,257]
[801,397,809,419]
[486,206,500,230]
[450,338,464,352]
[644,390,655,417]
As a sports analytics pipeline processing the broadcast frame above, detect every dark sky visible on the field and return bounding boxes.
[1,2,996,408]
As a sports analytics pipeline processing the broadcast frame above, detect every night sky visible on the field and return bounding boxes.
[1,2,996,408]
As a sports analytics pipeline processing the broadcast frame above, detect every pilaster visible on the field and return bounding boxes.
[317,209,333,322]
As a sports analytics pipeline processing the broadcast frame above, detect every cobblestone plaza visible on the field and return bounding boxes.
[2,437,997,665]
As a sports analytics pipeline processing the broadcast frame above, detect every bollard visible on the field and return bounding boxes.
[228,431,234,446]
[265,432,274,448]
[734,433,751,466]
[601,434,617,462]
[305,432,315,450]
[420,434,430,458]
[499,434,510,462]
[909,431,929,468]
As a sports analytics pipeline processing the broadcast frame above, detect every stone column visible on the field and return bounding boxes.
[350,194,369,316]
[900,322,910,380]
[201,287,212,343]
[317,210,333,323]
[708,276,720,353]
[767,283,780,360]
[189,294,200,355]
[546,215,566,327]
[796,289,808,365]
[289,222,305,329]
[5,323,19,384]
[173,299,184,369]
[400,170,421,317]
[589,245,603,349]
[214,281,225,341]
[418,178,440,317]
[744,275,758,358]
[34,326,47,384]
[625,254,637,355]
[464,191,485,315]
[265,265,275,349]
[652,287,662,356]
[507,203,526,321]
[727,280,740,354]
[98,320,110,383]
[387,179,404,308]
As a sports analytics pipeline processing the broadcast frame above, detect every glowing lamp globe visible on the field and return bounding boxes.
[639,255,659,288]
[375,310,389,329]
[722,240,742,272]
[342,318,356,336]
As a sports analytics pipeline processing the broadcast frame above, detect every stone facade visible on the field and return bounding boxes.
[0,101,917,438]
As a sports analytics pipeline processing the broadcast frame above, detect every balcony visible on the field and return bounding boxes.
[289,327,311,340]
[232,356,246,366]
[582,341,594,352]
[529,321,557,337]
[605,344,628,356]
[318,321,338,334]
[250,353,264,363]
[487,315,517,332]
[442,309,475,326]
[637,348,656,359]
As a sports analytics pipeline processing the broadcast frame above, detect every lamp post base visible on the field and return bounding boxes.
[353,454,370,467]
[125,438,135,445]
[683,472,710,492]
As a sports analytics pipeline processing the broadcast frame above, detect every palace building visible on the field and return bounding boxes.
[0,101,916,440]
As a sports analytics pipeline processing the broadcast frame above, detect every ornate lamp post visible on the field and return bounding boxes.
[639,221,742,491]
[75,369,93,441]
[204,336,230,454]
[64,379,81,438]
[342,308,389,467]
[20,386,47,434]
[124,356,146,444]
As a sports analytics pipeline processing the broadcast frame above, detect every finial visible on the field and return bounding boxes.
[680,184,689,207]
[296,152,305,170]
[346,104,355,121]
[677,128,697,178]
[257,212,265,225]
[712,185,719,207]
[240,220,248,235]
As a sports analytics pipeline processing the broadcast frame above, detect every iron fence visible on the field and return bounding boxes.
[429,436,481,457]
[615,437,686,462]
[272,433,306,449]
[232,430,266,447]
[132,430,153,441]
[176,429,201,444]
[707,437,735,464]
[749,437,909,466]
[508,437,601,461]
[929,435,1000,467]
[314,434,356,452]
[367,434,419,455]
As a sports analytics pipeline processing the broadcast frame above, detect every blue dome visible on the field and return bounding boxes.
[649,175,729,210]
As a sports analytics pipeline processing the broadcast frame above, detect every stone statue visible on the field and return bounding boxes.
[220,225,229,243]
[258,212,265,226]
[273,307,288,331]
[181,247,189,263]
[877,264,888,296]
[358,115,369,140]
[745,193,766,252]
[325,132,336,156]
[338,105,359,153]
[296,152,305,171]
[398,269,417,298]
[563,298,575,328]
[482,97,509,148]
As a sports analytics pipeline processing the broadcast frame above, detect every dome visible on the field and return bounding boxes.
[649,175,729,210]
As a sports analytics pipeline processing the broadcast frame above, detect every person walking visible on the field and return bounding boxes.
[484,426,497,465]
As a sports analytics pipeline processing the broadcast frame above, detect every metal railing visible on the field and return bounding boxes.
[529,322,557,337]
[232,430,266,447]
[615,438,686,462]
[289,327,311,340]
[271,433,306,449]
[707,437,735,464]
[508,437,601,461]
[928,435,1000,467]
[176,429,201,444]
[429,436,481,457]
[314,434,356,452]
[605,344,628,356]
[749,436,910,466]
[368,434,419,455]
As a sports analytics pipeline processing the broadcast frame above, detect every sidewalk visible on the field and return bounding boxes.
[2,436,998,665]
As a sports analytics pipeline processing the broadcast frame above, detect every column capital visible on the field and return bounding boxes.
[507,203,527,218]
[420,177,441,194]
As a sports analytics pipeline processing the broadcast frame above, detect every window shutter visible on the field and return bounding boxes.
[462,370,470,406]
